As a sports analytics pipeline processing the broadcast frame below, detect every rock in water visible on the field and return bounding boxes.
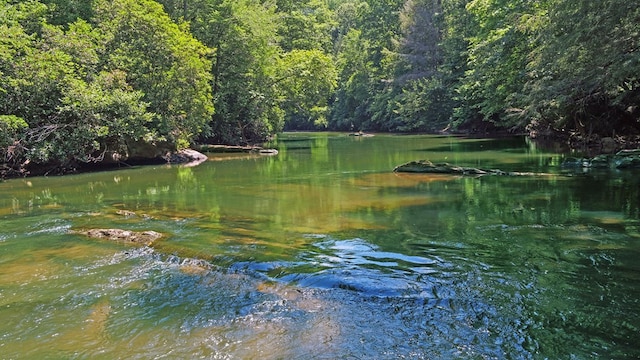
[165,149,208,166]
[75,229,163,246]
[393,160,552,176]
[393,160,488,175]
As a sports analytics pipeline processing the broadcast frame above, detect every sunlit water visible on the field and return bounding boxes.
[1,133,639,359]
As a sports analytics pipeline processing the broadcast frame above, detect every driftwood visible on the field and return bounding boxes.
[348,131,374,137]
[195,144,278,155]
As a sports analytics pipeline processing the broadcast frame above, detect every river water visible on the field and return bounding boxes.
[1,133,639,359]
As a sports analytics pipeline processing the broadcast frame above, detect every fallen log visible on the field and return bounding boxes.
[195,144,278,155]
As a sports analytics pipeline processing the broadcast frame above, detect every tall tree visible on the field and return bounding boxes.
[330,28,374,130]
[159,0,283,144]
[524,0,640,137]
[329,0,404,131]
[277,49,337,129]
[448,0,542,132]
[95,0,214,148]
[276,0,335,53]
[395,0,442,82]
[384,0,451,132]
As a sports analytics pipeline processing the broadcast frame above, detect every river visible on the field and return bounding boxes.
[1,133,639,359]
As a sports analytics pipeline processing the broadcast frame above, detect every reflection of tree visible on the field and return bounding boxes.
[311,136,329,163]
[340,172,640,359]
[383,174,640,240]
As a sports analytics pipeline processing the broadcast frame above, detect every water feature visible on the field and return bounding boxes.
[1,133,639,359]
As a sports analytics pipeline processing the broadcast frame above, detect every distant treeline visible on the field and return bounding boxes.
[1,0,639,175]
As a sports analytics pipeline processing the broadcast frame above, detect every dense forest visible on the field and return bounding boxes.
[1,0,639,176]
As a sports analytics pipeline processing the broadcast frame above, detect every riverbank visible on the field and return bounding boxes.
[2,133,640,180]
[1,148,208,180]
[526,127,640,157]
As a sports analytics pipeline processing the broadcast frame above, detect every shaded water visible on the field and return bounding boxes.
[1,133,639,359]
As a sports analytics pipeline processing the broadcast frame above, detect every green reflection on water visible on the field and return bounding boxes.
[1,133,639,358]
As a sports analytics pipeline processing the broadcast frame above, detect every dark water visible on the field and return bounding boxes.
[1,133,639,359]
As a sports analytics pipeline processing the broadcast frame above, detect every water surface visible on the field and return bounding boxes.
[1,133,639,359]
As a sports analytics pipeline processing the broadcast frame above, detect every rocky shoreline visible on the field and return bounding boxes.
[561,149,640,170]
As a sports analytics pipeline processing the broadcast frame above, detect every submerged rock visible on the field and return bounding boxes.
[561,149,640,170]
[393,160,488,175]
[75,229,163,246]
[396,148,640,175]
[393,160,543,176]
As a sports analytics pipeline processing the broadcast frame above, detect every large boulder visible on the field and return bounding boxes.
[112,139,208,166]
[164,148,208,166]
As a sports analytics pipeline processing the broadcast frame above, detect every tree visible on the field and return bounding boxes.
[40,0,94,26]
[328,0,404,131]
[159,0,283,144]
[446,0,542,132]
[1,0,214,176]
[524,0,640,137]
[57,70,155,163]
[277,49,338,129]
[395,0,442,82]
[383,0,452,132]
[95,0,213,149]
[276,0,336,53]
[330,28,375,130]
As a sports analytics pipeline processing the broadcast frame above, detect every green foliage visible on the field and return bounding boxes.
[0,0,49,34]
[40,0,94,26]
[394,77,452,132]
[3,0,639,176]
[524,0,640,135]
[159,0,282,145]
[95,0,213,148]
[277,49,338,129]
[0,0,213,176]
[0,115,27,148]
[276,0,336,53]
[57,70,155,161]
[0,115,27,175]
[329,0,450,132]
[328,0,407,131]
[330,28,374,130]
[452,0,541,131]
